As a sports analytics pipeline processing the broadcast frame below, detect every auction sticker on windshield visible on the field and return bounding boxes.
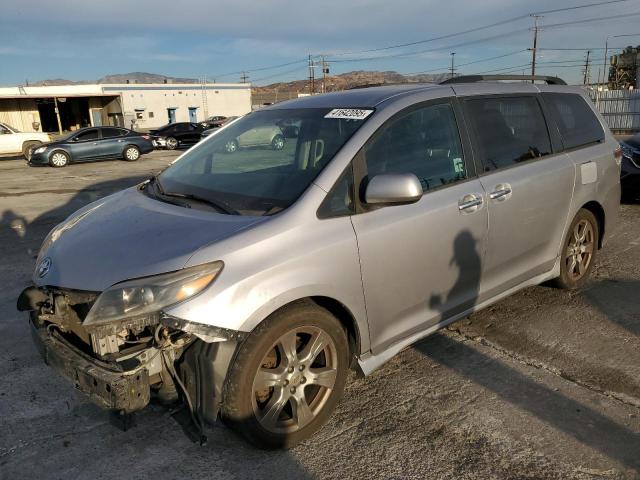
[324,109,374,120]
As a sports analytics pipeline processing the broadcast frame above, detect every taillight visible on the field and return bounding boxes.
[614,146,623,166]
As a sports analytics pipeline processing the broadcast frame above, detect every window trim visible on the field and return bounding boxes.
[459,93,560,176]
[316,163,356,219]
[351,97,476,212]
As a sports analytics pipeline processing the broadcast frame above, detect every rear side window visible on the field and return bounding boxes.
[101,127,124,138]
[363,102,467,192]
[464,96,552,172]
[542,93,604,150]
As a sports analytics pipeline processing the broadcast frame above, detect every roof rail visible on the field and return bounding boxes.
[440,75,567,85]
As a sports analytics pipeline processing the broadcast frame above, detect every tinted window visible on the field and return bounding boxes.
[102,127,124,138]
[174,123,193,132]
[74,129,99,141]
[0,124,10,134]
[364,102,466,191]
[542,93,604,150]
[465,96,551,172]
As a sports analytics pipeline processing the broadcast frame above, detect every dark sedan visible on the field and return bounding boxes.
[28,127,154,168]
[620,134,640,199]
[150,122,205,150]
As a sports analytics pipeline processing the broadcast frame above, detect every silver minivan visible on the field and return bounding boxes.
[18,75,621,448]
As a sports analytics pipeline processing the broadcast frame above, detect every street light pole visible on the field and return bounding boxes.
[450,52,456,79]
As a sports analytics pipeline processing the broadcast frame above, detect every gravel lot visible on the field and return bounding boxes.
[0,150,639,479]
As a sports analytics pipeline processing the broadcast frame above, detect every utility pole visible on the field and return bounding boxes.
[321,55,329,93]
[308,54,315,94]
[240,71,249,83]
[530,15,541,83]
[449,52,456,79]
[583,50,591,85]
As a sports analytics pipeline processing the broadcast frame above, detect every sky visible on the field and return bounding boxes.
[1,0,640,87]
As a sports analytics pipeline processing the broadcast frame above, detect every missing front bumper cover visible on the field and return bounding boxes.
[30,322,151,413]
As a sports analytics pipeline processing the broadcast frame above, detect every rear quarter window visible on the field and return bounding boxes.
[542,93,604,150]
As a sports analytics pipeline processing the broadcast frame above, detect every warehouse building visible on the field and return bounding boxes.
[0,82,252,133]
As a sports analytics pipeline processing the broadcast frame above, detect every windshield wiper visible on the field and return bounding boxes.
[162,191,238,215]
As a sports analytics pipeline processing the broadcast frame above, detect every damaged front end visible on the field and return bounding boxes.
[17,264,244,437]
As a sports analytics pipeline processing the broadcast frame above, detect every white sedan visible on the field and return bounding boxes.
[0,122,51,159]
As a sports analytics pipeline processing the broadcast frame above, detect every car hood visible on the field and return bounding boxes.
[623,137,640,150]
[34,186,265,291]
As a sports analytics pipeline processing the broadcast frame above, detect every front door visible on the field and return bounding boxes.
[461,95,575,300]
[189,107,198,123]
[351,100,488,354]
[69,128,100,160]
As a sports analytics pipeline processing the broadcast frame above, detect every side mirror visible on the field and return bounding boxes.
[364,173,423,205]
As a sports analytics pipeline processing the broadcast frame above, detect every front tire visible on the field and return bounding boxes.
[221,301,349,449]
[123,145,140,161]
[49,150,69,168]
[552,208,599,290]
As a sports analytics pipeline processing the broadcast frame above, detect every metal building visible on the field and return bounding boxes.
[0,83,252,133]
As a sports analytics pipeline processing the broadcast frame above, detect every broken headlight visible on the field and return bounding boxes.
[84,261,223,326]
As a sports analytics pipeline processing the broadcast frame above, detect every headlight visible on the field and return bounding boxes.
[34,146,47,154]
[84,261,223,326]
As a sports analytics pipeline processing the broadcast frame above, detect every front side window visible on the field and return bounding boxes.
[542,93,604,150]
[465,96,552,172]
[158,108,369,216]
[74,129,99,141]
[363,102,467,192]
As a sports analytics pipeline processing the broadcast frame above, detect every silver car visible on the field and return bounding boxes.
[18,75,621,449]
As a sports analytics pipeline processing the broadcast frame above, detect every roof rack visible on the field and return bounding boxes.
[440,75,567,85]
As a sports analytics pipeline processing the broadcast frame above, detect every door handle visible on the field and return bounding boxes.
[458,194,483,212]
[489,183,512,201]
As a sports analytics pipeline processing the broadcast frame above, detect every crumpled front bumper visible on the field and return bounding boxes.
[29,318,150,413]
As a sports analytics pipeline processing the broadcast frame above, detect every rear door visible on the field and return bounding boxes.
[98,127,127,158]
[350,99,488,354]
[461,94,575,300]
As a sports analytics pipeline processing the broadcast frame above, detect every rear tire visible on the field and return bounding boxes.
[49,150,69,168]
[220,301,349,449]
[271,134,285,150]
[22,141,42,160]
[123,145,140,161]
[551,208,599,290]
[166,137,178,150]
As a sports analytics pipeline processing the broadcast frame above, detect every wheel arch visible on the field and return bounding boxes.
[249,296,363,366]
[581,200,605,249]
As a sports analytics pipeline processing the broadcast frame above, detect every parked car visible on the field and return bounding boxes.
[200,116,240,140]
[27,127,153,167]
[201,115,228,129]
[0,122,50,159]
[151,122,206,150]
[18,76,620,449]
[224,124,285,152]
[619,134,640,199]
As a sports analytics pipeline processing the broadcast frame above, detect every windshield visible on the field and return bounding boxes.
[157,108,371,216]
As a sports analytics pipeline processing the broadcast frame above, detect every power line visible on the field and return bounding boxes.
[324,0,630,57]
[210,58,308,80]
[405,49,527,75]
[541,11,640,29]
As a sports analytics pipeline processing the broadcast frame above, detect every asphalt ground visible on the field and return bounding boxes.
[0,150,639,479]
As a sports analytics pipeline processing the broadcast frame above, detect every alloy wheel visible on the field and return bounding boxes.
[252,327,338,434]
[565,219,595,281]
[50,152,67,167]
[125,147,139,160]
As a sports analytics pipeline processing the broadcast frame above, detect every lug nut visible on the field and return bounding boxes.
[288,367,294,373]
[299,365,305,371]
[290,387,296,394]
[300,377,306,384]
[284,379,289,386]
